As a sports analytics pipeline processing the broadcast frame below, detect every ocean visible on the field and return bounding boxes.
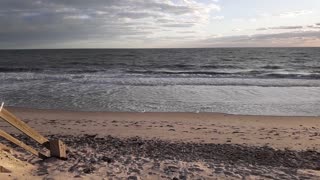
[0,48,319,116]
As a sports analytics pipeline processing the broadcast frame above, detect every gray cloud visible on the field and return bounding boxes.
[256,24,320,32]
[307,25,320,29]
[256,28,268,31]
[190,31,320,47]
[178,31,196,34]
[0,0,217,48]
[156,18,175,23]
[253,31,320,40]
[257,26,303,31]
[162,23,195,28]
[116,12,159,19]
[270,26,303,30]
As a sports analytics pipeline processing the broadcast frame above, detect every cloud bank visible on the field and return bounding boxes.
[190,31,320,48]
[0,0,219,48]
[0,0,319,48]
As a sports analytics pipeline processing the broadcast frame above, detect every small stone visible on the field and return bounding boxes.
[224,171,235,176]
[166,165,179,173]
[188,167,204,172]
[102,156,114,163]
[37,168,48,176]
[179,175,187,180]
[83,166,95,174]
[90,157,98,163]
[128,175,139,180]
[129,168,140,174]
[215,167,224,173]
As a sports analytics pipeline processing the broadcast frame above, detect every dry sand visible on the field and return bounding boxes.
[0,146,35,180]
[0,107,320,179]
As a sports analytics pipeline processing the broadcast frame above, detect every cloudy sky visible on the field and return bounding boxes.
[1,0,320,48]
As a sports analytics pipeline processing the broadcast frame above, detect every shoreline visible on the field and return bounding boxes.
[5,106,320,117]
[1,106,320,151]
[6,106,320,119]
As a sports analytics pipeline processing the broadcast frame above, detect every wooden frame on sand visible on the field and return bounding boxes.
[0,102,67,160]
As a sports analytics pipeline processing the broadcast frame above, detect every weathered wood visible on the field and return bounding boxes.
[0,104,67,159]
[0,129,49,158]
[49,140,67,160]
[0,108,49,145]
[0,102,3,112]
[0,166,11,173]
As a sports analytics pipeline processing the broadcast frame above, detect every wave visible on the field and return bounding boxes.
[127,69,320,79]
[1,72,320,87]
[262,72,320,79]
[261,65,282,69]
[0,67,42,72]
[127,70,233,76]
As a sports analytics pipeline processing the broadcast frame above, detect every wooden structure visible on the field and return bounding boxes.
[0,102,67,160]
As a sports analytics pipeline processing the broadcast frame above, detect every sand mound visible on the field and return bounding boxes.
[0,145,36,180]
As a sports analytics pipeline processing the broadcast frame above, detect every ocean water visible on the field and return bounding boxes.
[0,48,319,116]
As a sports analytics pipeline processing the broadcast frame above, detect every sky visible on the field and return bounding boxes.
[0,0,320,49]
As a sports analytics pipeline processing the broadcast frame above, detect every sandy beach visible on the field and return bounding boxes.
[3,107,320,150]
[1,0,320,179]
[0,107,320,179]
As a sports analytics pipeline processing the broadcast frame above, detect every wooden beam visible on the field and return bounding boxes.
[49,140,67,160]
[0,108,49,145]
[0,129,49,159]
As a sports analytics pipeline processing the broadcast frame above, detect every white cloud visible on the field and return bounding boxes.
[64,15,90,19]
[232,28,243,32]
[279,10,313,18]
[212,16,224,20]
[257,10,313,19]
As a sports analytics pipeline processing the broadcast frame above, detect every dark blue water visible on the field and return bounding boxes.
[0,48,320,115]
[1,48,320,79]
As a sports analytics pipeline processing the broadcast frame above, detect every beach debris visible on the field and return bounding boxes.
[0,102,67,160]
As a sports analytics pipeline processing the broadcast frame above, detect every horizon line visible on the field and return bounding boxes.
[1,46,320,50]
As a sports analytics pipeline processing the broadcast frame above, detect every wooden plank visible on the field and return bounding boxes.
[0,129,49,158]
[0,108,49,145]
[49,140,67,160]
[0,102,3,112]
[0,166,11,173]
